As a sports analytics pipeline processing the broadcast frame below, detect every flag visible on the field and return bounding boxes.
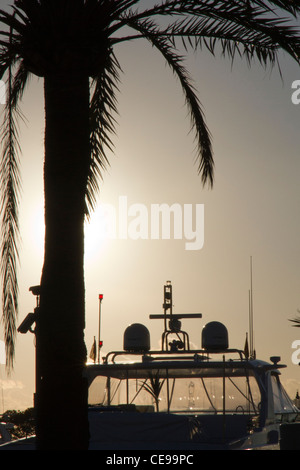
[244,333,249,359]
[89,337,96,362]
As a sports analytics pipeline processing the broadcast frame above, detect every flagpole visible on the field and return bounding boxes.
[98,294,103,363]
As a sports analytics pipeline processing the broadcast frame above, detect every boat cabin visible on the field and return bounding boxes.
[85,283,298,449]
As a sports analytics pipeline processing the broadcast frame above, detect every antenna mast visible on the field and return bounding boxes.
[149,281,202,351]
[249,257,255,358]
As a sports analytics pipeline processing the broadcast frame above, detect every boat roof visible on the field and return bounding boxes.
[85,351,286,383]
[86,282,286,384]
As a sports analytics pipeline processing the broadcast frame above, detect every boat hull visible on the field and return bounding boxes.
[87,408,282,450]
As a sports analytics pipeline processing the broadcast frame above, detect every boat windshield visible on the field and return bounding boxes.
[88,368,261,415]
[269,372,298,419]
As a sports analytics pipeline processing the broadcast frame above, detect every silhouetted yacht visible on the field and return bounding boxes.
[86,281,299,450]
[1,281,299,450]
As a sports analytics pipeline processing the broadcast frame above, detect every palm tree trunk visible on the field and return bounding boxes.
[36,72,90,450]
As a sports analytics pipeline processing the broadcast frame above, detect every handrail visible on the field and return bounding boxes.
[103,348,246,364]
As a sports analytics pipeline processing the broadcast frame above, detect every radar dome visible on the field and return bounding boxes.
[123,323,150,352]
[202,321,229,351]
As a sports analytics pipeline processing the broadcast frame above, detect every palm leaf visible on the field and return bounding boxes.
[115,1,300,67]
[289,310,300,327]
[0,0,299,372]
[168,9,300,67]
[141,373,165,411]
[86,51,121,216]
[114,16,214,186]
[0,6,29,368]
[0,61,24,370]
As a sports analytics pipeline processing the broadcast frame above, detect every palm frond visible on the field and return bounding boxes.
[166,5,300,67]
[289,309,300,327]
[142,376,165,398]
[141,373,165,411]
[86,51,121,216]
[0,0,298,370]
[115,16,214,186]
[113,1,300,67]
[0,60,25,370]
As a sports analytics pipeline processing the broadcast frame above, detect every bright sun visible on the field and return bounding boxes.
[84,206,112,262]
[25,202,110,266]
[30,202,45,257]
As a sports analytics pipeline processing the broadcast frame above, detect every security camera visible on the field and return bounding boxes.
[17,312,37,334]
[29,285,41,296]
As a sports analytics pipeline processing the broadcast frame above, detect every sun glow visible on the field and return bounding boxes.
[84,206,112,263]
[28,202,45,258]
[23,201,111,267]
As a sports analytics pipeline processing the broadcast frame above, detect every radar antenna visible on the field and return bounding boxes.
[149,281,202,352]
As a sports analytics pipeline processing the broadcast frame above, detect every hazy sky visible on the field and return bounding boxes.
[0,1,299,412]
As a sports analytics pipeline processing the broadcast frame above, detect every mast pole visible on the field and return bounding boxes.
[249,256,254,358]
[98,294,103,363]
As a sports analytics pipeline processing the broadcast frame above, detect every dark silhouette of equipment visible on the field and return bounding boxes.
[149,281,202,351]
